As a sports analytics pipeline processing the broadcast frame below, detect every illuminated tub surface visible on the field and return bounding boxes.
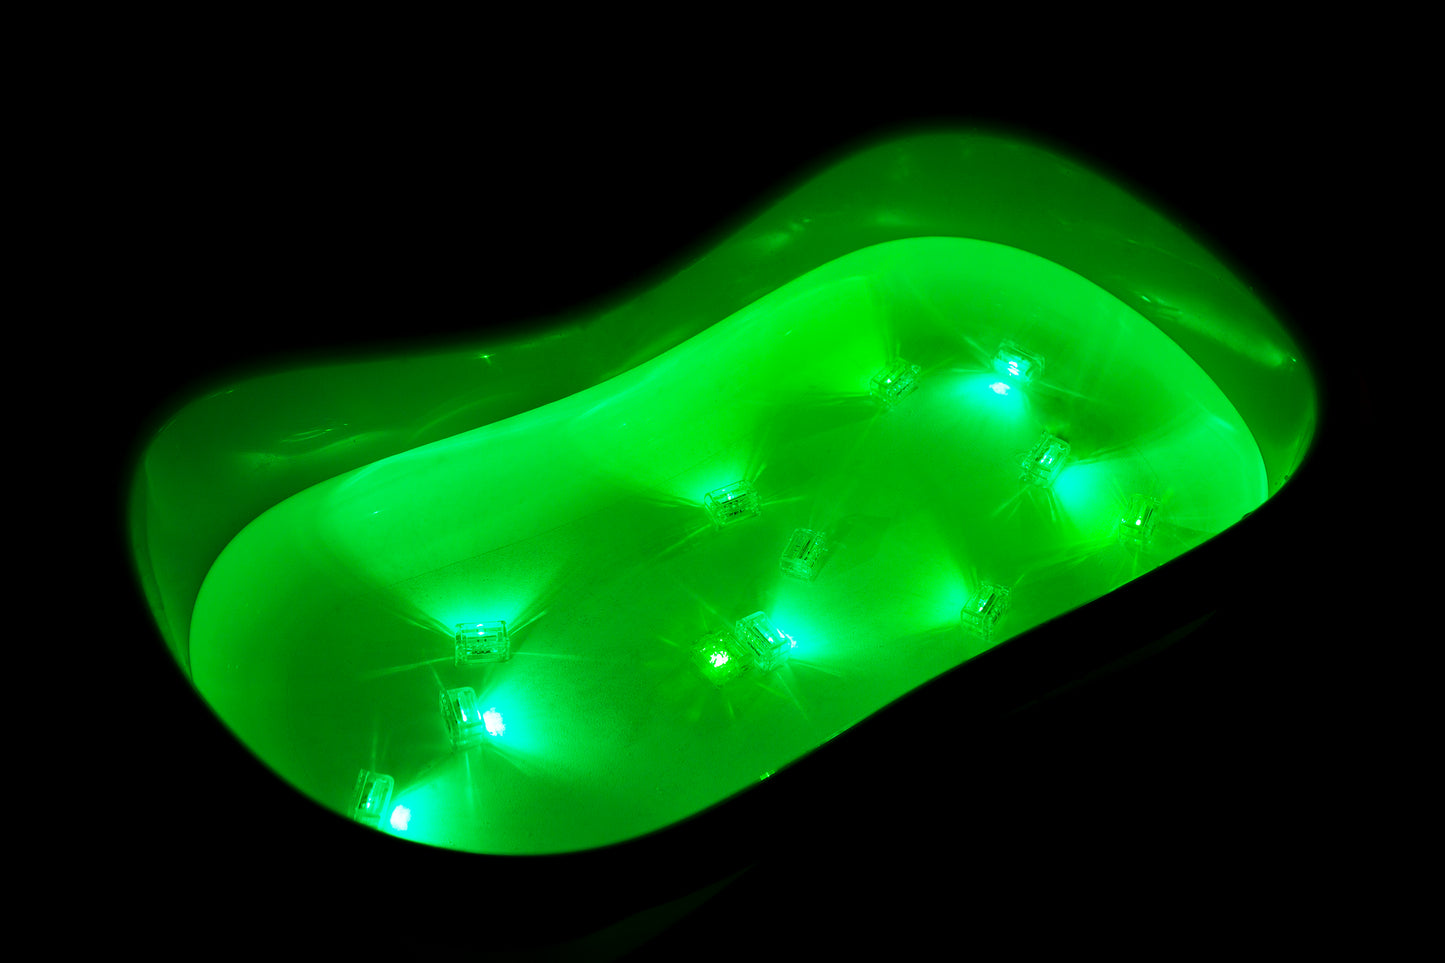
[129,129,1315,857]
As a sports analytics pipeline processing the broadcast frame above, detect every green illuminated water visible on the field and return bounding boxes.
[188,237,1266,854]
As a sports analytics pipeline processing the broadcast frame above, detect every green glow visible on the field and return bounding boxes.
[130,129,1316,856]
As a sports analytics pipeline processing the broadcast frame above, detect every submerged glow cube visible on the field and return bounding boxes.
[704,480,761,525]
[691,629,750,685]
[1021,431,1071,488]
[734,611,795,672]
[350,769,394,826]
[960,582,1011,642]
[440,686,489,749]
[1117,494,1162,548]
[780,528,828,580]
[993,341,1045,383]
[454,620,510,664]
[870,359,921,405]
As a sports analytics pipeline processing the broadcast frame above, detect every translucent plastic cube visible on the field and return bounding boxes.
[350,769,394,826]
[734,611,795,672]
[992,341,1045,384]
[780,528,828,581]
[440,686,489,749]
[704,481,761,525]
[960,582,1011,642]
[454,620,510,664]
[870,359,921,405]
[1021,432,1070,488]
[691,629,750,685]
[1117,494,1161,548]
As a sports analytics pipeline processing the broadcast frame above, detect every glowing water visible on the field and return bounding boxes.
[189,238,1265,854]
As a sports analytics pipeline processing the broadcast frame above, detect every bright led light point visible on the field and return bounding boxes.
[993,341,1044,383]
[482,707,505,737]
[960,582,1011,643]
[441,686,488,749]
[704,480,761,525]
[734,611,795,672]
[691,629,749,685]
[780,528,828,580]
[389,805,411,831]
[1021,431,1071,488]
[454,620,510,664]
[350,769,394,826]
[870,358,921,405]
[1117,493,1162,548]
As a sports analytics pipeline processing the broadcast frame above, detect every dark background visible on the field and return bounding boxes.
[97,61,1389,956]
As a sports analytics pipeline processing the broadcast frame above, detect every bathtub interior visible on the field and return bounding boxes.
[127,130,1317,858]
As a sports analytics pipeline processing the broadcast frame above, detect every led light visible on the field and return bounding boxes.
[441,686,489,749]
[350,769,395,826]
[388,805,411,831]
[1117,494,1161,548]
[870,358,921,405]
[779,528,828,581]
[734,611,795,672]
[1021,431,1071,488]
[960,582,1011,643]
[993,341,1044,383]
[704,480,761,525]
[454,621,510,664]
[990,381,1010,395]
[482,707,506,737]
[691,629,750,685]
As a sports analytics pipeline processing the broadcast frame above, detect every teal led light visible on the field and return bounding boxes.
[1021,431,1071,488]
[1117,494,1162,549]
[703,481,761,525]
[870,358,921,405]
[388,805,411,832]
[441,686,488,749]
[734,611,795,671]
[483,707,506,737]
[691,629,749,684]
[454,621,510,665]
[993,341,1044,384]
[350,769,395,826]
[780,528,828,581]
[960,583,1011,643]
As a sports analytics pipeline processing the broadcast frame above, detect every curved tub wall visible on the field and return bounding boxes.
[129,130,1316,786]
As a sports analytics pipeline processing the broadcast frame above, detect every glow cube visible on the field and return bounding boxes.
[993,341,1045,383]
[454,620,510,664]
[960,582,1011,643]
[779,528,828,581]
[870,359,921,405]
[350,769,394,826]
[440,686,489,749]
[704,481,761,525]
[1117,494,1161,549]
[1021,432,1070,488]
[734,611,795,671]
[691,629,750,685]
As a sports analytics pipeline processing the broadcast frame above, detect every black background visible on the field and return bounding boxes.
[94,55,1391,957]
